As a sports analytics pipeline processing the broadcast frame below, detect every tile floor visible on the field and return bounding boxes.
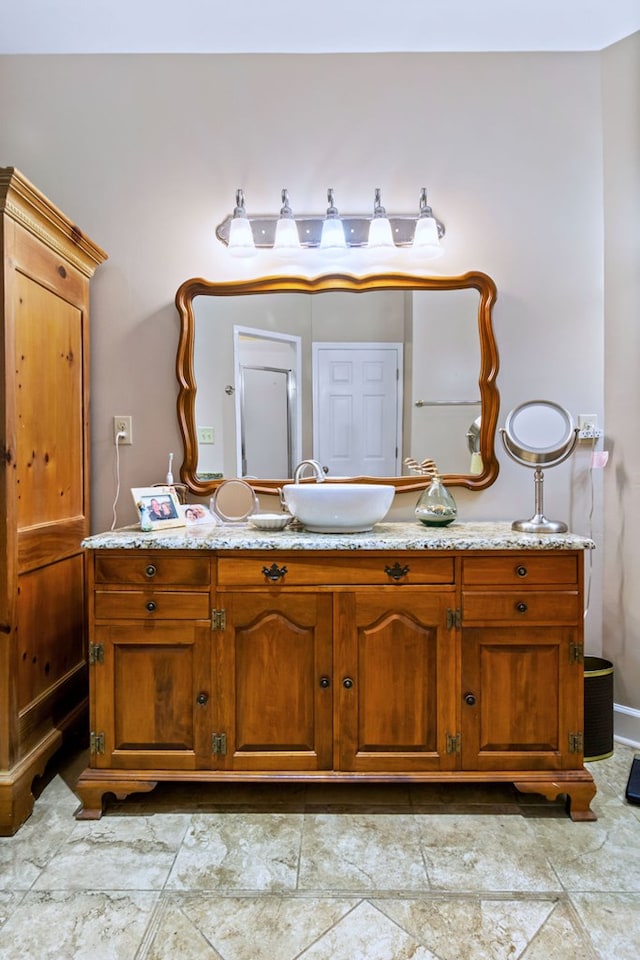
[0,744,639,959]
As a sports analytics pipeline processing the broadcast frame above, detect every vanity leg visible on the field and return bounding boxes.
[513,778,598,821]
[74,770,159,820]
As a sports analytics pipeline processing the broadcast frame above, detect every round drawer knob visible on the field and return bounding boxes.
[196,692,209,705]
[319,676,331,689]
[516,601,528,614]
[515,565,528,578]
[145,564,157,578]
[342,677,354,689]
[146,600,157,612]
[464,693,477,706]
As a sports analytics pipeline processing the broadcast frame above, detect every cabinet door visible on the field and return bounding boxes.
[461,626,583,771]
[215,592,333,770]
[93,622,212,770]
[336,590,457,772]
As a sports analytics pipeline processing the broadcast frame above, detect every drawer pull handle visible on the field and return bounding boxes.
[145,564,157,578]
[319,676,331,689]
[516,601,528,614]
[262,563,288,582]
[196,692,209,705]
[146,600,157,612]
[516,565,528,578]
[464,692,477,706]
[384,562,410,581]
[342,677,354,689]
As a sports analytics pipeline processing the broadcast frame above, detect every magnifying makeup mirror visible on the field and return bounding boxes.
[500,400,579,534]
[211,478,258,522]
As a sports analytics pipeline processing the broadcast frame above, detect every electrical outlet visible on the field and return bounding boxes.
[578,414,603,441]
[197,426,215,444]
[113,415,133,445]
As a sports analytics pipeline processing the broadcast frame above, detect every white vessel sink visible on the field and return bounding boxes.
[282,483,395,533]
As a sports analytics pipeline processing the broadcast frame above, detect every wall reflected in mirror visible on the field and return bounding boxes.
[193,288,482,481]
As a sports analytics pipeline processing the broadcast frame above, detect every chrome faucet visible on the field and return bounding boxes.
[293,459,326,483]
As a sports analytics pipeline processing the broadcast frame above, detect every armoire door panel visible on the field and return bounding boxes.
[17,555,85,709]
[14,271,85,528]
[17,517,87,573]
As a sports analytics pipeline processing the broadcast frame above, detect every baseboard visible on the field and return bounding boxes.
[614,702,640,750]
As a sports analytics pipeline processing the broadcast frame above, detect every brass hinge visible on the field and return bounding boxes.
[88,643,104,664]
[446,732,461,754]
[569,732,584,754]
[446,608,461,629]
[569,641,584,664]
[212,609,226,631]
[90,731,105,755]
[212,732,227,756]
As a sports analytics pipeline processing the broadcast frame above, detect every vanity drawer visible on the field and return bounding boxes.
[462,590,580,623]
[216,554,455,587]
[94,554,211,587]
[462,554,578,587]
[94,590,210,620]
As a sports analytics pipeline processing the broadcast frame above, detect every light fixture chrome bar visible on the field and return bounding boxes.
[216,200,445,249]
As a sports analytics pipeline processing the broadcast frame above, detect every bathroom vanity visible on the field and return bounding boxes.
[75,521,597,821]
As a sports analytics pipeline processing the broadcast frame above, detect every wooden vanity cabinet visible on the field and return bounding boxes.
[214,552,457,774]
[89,552,212,771]
[75,545,597,822]
[460,553,583,772]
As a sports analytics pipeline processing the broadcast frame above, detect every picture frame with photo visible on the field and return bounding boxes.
[182,503,217,525]
[131,486,185,530]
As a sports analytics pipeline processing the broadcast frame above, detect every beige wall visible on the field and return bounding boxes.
[0,49,623,699]
[602,32,640,733]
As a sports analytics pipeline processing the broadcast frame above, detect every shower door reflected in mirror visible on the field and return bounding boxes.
[234,327,301,478]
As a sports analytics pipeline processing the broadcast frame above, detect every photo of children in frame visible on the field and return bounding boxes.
[183,503,217,525]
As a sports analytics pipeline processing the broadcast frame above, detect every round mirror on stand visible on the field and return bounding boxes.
[500,400,579,534]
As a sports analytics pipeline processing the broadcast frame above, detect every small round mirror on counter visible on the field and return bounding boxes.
[211,479,258,522]
[500,400,579,534]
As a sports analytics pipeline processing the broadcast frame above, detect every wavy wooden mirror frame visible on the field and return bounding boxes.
[175,271,499,497]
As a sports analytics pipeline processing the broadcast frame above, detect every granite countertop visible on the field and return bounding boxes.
[82,521,595,552]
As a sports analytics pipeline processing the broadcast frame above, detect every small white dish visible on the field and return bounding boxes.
[247,512,293,531]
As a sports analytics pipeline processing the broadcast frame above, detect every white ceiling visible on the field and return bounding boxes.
[2,0,639,54]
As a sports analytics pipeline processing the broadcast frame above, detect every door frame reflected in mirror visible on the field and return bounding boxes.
[175,271,500,497]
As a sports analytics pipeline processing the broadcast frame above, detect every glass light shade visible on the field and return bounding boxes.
[412,215,442,259]
[228,216,256,257]
[273,216,301,255]
[368,216,395,249]
[319,217,347,254]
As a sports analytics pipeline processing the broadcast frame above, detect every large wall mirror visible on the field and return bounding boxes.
[175,272,499,497]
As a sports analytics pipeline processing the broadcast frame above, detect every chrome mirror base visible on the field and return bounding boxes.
[512,515,568,535]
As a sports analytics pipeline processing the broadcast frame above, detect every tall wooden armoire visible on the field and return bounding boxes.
[0,168,107,834]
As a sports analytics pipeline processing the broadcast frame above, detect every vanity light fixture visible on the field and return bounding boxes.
[215,187,445,256]
[273,189,301,256]
[412,187,442,259]
[367,188,395,250]
[227,189,256,258]
[319,189,347,255]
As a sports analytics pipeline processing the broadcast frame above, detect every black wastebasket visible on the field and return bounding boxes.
[584,656,614,761]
